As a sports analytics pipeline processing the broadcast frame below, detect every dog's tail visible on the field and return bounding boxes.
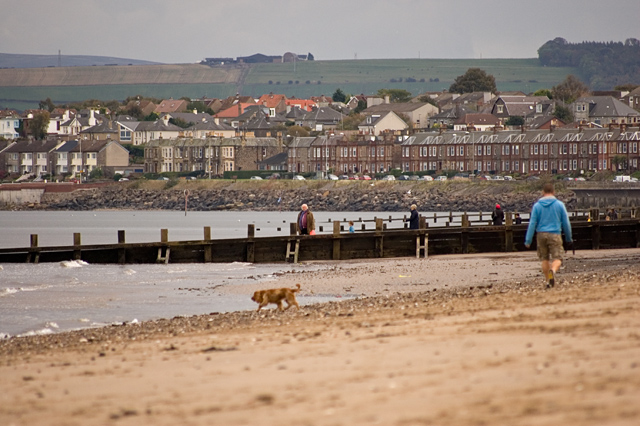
[292,283,301,292]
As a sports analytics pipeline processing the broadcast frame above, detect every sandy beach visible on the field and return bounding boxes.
[1,249,640,426]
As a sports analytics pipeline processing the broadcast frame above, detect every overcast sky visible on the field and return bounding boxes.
[2,0,639,63]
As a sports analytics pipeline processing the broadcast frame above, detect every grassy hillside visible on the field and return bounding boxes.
[0,59,580,110]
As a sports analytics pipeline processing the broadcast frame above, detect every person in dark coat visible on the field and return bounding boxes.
[492,204,504,225]
[406,204,420,229]
[297,204,315,235]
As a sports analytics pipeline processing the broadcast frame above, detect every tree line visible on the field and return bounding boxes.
[537,37,640,89]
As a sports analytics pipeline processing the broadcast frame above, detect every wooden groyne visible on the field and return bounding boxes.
[0,209,638,264]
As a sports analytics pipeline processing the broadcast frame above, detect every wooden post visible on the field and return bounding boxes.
[28,234,39,263]
[460,214,469,253]
[375,218,384,258]
[433,213,437,223]
[118,230,126,264]
[203,226,212,263]
[419,216,427,229]
[333,221,341,260]
[73,233,81,260]
[591,222,600,250]
[157,229,170,264]
[290,222,298,235]
[505,226,514,252]
[461,213,469,228]
[505,212,513,226]
[247,224,255,263]
[449,211,453,222]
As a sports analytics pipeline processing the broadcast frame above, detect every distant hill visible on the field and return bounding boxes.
[0,58,580,111]
[0,52,161,69]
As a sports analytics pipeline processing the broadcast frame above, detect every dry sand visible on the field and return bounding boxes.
[1,249,640,426]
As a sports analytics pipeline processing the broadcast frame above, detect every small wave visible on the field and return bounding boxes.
[60,260,89,268]
[19,328,55,337]
[123,269,136,275]
[0,332,11,339]
[0,288,19,297]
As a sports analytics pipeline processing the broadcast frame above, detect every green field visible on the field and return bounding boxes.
[0,58,580,110]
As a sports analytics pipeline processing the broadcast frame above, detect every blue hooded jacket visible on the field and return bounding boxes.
[525,196,572,246]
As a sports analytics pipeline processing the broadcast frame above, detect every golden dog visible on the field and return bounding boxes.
[251,284,301,312]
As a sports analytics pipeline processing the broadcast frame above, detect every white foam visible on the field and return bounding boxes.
[60,260,89,268]
[123,269,136,275]
[19,328,55,337]
[0,288,19,297]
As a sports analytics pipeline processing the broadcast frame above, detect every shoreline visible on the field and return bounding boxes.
[2,249,640,425]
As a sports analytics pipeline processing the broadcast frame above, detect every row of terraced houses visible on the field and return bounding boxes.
[140,126,640,177]
[287,126,640,175]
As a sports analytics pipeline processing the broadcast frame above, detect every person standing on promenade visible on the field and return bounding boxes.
[297,204,315,235]
[525,183,573,288]
[492,204,504,225]
[348,221,355,233]
[406,204,420,229]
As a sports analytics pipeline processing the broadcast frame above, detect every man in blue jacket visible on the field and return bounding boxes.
[525,183,572,288]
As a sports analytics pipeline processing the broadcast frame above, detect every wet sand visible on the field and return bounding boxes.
[1,249,640,426]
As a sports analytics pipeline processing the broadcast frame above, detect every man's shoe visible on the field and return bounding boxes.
[546,269,555,288]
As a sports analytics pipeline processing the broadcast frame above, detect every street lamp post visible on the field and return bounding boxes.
[79,138,83,183]
[325,138,328,176]
[465,131,475,174]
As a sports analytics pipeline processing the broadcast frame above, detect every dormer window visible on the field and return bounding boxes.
[497,105,504,114]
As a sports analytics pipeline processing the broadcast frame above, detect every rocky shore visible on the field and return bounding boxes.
[15,180,575,212]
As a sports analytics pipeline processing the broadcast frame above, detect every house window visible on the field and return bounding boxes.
[497,105,504,114]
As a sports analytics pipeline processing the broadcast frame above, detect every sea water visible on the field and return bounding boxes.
[0,210,478,338]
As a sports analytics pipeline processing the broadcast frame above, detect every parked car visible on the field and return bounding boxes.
[435,176,448,181]
[420,175,434,181]
[503,176,514,181]
[381,175,395,181]
[185,176,197,180]
[292,175,306,180]
[361,175,372,180]
[397,175,410,181]
[339,175,349,180]
[250,176,263,180]
[492,176,505,181]
[269,173,281,179]
[157,177,169,181]
[118,177,129,181]
[409,175,420,180]
[328,174,339,180]
[575,177,586,182]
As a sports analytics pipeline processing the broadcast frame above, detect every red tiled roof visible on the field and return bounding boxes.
[214,103,255,118]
